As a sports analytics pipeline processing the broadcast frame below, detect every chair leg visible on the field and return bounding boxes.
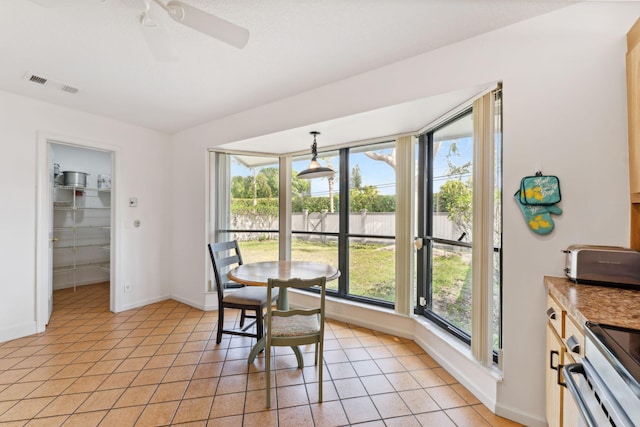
[265,337,271,408]
[256,307,263,341]
[216,307,224,344]
[239,309,246,328]
[318,339,323,403]
[314,342,318,365]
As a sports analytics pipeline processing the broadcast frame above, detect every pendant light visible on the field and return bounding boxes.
[296,131,335,179]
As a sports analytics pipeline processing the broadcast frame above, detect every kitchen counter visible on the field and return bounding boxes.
[545,276,640,330]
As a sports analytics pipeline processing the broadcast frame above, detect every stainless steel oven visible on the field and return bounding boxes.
[563,322,640,427]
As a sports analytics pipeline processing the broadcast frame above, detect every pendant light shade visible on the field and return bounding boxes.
[296,132,335,179]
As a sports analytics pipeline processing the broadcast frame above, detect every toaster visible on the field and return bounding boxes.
[563,245,640,288]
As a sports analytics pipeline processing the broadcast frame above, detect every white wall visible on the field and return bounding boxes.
[170,3,640,425]
[0,90,173,341]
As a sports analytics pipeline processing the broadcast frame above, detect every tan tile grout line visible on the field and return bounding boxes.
[0,283,523,426]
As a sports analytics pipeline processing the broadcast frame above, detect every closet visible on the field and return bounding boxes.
[52,144,112,291]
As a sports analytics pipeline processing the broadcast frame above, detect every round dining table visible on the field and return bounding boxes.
[227,260,340,364]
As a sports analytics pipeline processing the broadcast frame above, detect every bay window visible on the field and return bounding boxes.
[209,87,502,364]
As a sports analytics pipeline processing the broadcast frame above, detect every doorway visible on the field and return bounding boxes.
[36,136,117,331]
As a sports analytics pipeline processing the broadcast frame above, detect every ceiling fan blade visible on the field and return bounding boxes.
[166,1,249,49]
[140,14,178,61]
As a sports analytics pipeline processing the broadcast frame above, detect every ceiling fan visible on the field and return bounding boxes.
[137,0,250,60]
[29,0,249,60]
[145,0,249,49]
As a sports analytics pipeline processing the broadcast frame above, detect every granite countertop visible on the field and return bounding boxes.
[544,276,640,330]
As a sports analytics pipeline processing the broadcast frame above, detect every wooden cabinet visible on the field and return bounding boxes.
[546,320,564,427]
[545,293,584,427]
[627,17,640,249]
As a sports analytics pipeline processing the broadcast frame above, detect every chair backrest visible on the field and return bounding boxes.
[266,276,326,344]
[208,240,244,300]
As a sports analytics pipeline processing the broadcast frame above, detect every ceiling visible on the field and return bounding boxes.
[0,0,573,147]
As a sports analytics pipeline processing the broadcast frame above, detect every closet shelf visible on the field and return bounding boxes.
[53,173,111,292]
[54,185,109,192]
[54,226,110,231]
[54,262,110,273]
[54,244,109,251]
[54,207,110,211]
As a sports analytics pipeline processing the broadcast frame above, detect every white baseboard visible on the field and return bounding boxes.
[291,290,414,339]
[495,401,547,427]
[118,294,171,312]
[170,292,219,311]
[412,316,500,411]
[0,321,39,344]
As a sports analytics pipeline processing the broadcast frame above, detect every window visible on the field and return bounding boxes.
[347,144,396,303]
[291,149,340,291]
[291,142,396,306]
[416,89,502,363]
[208,89,501,356]
[210,152,280,268]
[418,110,475,341]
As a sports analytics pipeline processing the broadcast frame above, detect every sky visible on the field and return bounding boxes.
[230,137,474,197]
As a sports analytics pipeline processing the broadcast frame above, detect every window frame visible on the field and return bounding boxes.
[415,90,503,365]
[291,142,397,309]
[415,109,475,345]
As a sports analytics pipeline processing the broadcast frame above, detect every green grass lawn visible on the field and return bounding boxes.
[240,239,395,300]
[239,238,470,328]
[432,252,472,333]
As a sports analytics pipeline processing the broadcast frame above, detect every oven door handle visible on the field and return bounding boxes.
[563,363,612,427]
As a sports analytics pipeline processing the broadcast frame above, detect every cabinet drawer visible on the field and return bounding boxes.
[564,315,585,359]
[546,294,564,336]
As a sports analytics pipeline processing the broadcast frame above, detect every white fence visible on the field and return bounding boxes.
[230,210,463,243]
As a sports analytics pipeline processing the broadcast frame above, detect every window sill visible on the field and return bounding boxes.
[288,289,414,339]
[412,315,502,411]
[413,314,503,378]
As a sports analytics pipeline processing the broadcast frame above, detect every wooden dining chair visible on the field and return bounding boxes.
[264,276,326,408]
[208,241,278,344]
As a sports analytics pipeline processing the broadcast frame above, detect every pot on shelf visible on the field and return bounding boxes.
[62,171,89,187]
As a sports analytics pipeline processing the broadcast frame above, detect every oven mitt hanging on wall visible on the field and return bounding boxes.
[514,190,563,235]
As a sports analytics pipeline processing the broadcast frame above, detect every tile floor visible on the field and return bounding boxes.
[0,283,523,426]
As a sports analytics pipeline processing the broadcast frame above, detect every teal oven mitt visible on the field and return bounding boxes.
[514,190,562,235]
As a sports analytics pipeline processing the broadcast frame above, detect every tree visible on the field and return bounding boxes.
[291,170,311,197]
[438,179,472,237]
[230,175,250,198]
[232,167,302,201]
[363,141,446,170]
[260,168,280,197]
[351,165,363,189]
[364,148,396,168]
[254,172,272,199]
